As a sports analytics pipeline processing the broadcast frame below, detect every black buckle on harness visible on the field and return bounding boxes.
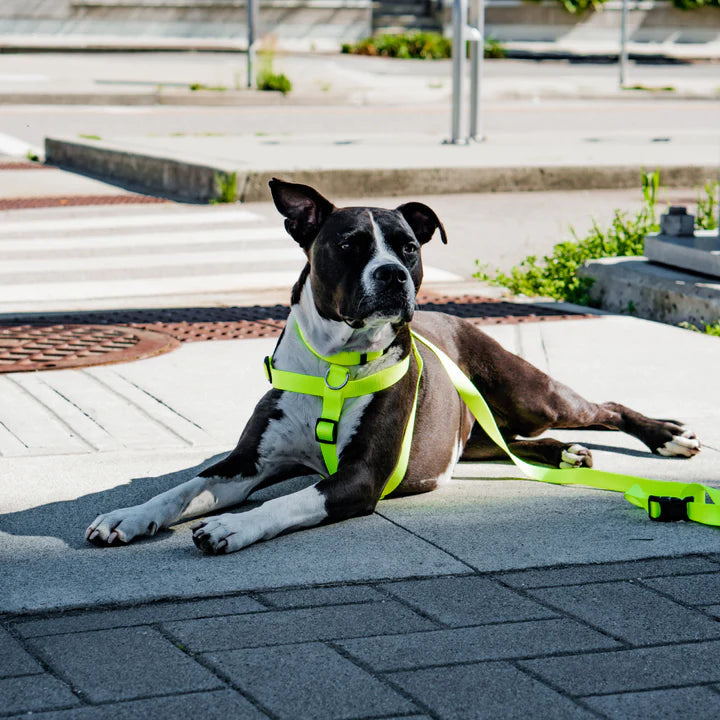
[263,356,273,383]
[648,495,691,522]
[315,418,339,444]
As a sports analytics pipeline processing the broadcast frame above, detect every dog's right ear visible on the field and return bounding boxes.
[269,178,335,250]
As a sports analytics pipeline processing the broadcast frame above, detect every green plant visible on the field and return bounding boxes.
[256,40,293,94]
[25,150,39,162]
[475,171,662,304]
[696,180,719,230]
[79,134,101,140]
[341,32,506,60]
[679,320,720,336]
[189,83,227,92]
[212,171,238,204]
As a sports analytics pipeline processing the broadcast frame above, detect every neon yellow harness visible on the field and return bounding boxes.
[265,325,720,526]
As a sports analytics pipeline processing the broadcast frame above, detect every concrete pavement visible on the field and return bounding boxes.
[2,309,720,717]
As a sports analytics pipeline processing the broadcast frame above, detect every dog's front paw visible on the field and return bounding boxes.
[560,443,593,469]
[192,515,248,554]
[86,506,160,546]
[657,427,701,458]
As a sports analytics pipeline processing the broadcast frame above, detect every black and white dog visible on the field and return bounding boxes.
[86,179,700,553]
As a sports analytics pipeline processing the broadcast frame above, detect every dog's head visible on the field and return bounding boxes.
[270,178,447,329]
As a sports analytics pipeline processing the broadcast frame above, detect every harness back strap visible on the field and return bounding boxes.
[411,330,720,528]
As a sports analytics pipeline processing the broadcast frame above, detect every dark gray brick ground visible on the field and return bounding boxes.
[14,596,267,637]
[527,581,720,644]
[0,674,79,715]
[380,576,555,626]
[390,662,596,719]
[519,639,720,695]
[0,627,43,677]
[257,584,384,609]
[204,642,416,719]
[582,686,720,719]
[26,626,223,703]
[641,573,720,606]
[163,600,437,652]
[497,556,720,589]
[338,618,620,671]
[6,689,267,720]
[13,595,266,639]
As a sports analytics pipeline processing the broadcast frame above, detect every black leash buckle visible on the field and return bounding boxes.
[647,495,692,522]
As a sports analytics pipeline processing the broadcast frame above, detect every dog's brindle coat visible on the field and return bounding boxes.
[87,179,700,553]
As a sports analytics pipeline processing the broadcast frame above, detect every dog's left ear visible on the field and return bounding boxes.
[396,202,448,245]
[269,178,335,250]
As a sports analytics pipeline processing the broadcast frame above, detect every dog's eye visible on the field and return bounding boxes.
[339,241,352,252]
[404,242,418,255]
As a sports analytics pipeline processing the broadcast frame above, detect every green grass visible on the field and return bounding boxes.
[78,134,101,140]
[679,320,720,337]
[189,83,227,92]
[475,175,720,306]
[341,32,506,60]
[212,171,238,204]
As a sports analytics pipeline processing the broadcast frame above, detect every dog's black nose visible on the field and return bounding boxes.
[373,263,408,288]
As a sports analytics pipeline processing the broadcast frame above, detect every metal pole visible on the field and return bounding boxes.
[619,0,629,88]
[450,0,467,143]
[468,0,484,141]
[247,0,259,89]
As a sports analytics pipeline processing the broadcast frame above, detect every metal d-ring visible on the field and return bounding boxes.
[325,366,349,390]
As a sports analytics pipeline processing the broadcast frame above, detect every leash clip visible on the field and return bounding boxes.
[647,495,691,522]
[324,366,349,390]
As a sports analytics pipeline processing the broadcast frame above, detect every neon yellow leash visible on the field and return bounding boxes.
[412,331,720,527]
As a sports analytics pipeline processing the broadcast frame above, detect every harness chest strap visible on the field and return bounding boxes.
[264,338,423,499]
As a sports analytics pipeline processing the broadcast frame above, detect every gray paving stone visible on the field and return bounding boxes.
[338,618,621,671]
[164,600,437,652]
[497,556,720,589]
[5,689,266,720]
[527,581,720,644]
[0,674,79,715]
[0,627,43,677]
[204,642,416,719]
[390,662,596,719]
[519,639,720,695]
[27,626,223,703]
[380,576,555,627]
[583,686,720,719]
[13,595,266,638]
[706,605,720,619]
[257,584,384,609]
[641,573,720,606]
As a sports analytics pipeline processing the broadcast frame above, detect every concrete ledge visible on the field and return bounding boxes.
[580,256,720,326]
[42,137,720,202]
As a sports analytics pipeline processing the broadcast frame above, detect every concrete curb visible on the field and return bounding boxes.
[44,137,719,202]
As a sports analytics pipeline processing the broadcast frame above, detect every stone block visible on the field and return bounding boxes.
[339,618,620,671]
[164,600,437,652]
[583,686,720,719]
[0,674,79,715]
[27,627,223,702]
[380,575,555,627]
[13,595,266,639]
[641,572,720,606]
[5,689,265,720]
[497,556,720,589]
[645,230,720,279]
[390,662,596,719]
[204,642,416,719]
[257,584,384,609]
[528,581,720,644]
[519,639,720,695]
[0,627,43,677]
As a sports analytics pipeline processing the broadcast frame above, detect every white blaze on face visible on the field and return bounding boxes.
[361,210,407,297]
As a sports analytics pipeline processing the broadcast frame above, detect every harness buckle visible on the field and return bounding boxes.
[324,365,349,390]
[315,418,339,445]
[263,356,273,383]
[647,495,692,522]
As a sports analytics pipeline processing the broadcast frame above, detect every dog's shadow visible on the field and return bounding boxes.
[0,453,315,550]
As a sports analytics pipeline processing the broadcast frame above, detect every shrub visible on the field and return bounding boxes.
[341,32,505,60]
[256,71,292,94]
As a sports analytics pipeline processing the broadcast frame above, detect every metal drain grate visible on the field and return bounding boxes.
[0,195,169,211]
[0,325,179,373]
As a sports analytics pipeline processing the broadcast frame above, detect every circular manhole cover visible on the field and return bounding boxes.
[0,325,180,373]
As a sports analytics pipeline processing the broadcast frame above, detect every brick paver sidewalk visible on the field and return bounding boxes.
[3,554,720,719]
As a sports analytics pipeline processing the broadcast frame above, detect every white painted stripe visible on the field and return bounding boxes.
[0,207,263,236]
[0,271,303,302]
[0,226,287,252]
[0,131,41,159]
[423,266,464,282]
[0,247,305,273]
